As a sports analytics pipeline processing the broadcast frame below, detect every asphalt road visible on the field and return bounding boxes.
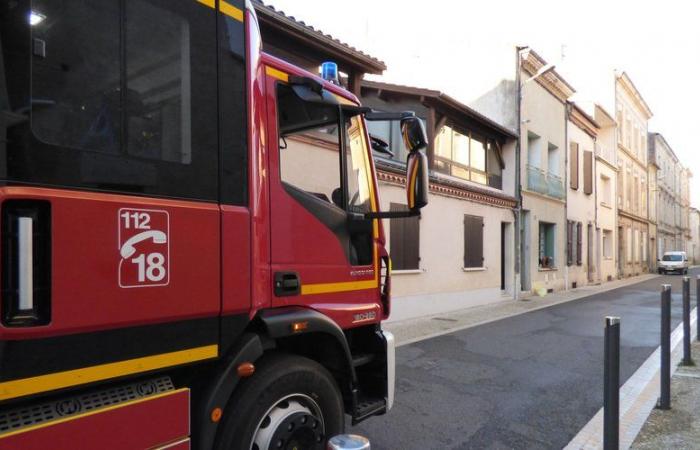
[352,269,699,449]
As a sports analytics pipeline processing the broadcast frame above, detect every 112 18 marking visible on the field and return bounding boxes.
[118,208,169,288]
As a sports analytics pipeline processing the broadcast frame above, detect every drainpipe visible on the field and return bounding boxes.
[514,47,525,301]
[564,103,570,292]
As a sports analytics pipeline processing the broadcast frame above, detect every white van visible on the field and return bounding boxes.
[658,251,689,275]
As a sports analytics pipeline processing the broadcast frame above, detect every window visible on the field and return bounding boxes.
[570,142,579,190]
[390,203,420,270]
[345,117,373,214]
[601,174,612,205]
[583,150,593,195]
[463,215,484,268]
[634,229,640,262]
[547,143,559,176]
[567,221,583,266]
[603,230,613,258]
[367,118,423,165]
[17,0,229,201]
[642,231,648,262]
[539,222,556,268]
[434,125,493,185]
[626,227,633,262]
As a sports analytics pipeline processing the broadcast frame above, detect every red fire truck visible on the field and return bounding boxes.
[0,0,428,448]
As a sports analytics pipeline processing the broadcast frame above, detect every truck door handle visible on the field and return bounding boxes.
[274,272,301,297]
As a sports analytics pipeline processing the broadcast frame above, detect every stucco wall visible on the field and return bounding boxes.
[378,181,515,322]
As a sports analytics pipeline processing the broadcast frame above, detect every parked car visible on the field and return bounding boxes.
[658,251,689,275]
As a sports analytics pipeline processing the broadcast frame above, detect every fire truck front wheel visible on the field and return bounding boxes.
[215,352,345,450]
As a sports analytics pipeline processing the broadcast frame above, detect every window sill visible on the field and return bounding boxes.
[538,267,558,272]
[391,269,424,275]
[604,256,613,260]
[600,202,613,209]
[463,267,486,272]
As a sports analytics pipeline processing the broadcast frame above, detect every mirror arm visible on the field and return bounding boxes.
[363,210,421,220]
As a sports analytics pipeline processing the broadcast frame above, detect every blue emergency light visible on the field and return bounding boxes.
[321,61,340,85]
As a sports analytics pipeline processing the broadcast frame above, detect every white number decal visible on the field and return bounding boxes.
[132,252,166,282]
[120,211,151,230]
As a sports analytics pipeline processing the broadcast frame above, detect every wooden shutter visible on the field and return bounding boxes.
[463,215,484,268]
[576,222,583,265]
[570,143,579,190]
[390,203,420,270]
[583,150,593,195]
[566,221,573,266]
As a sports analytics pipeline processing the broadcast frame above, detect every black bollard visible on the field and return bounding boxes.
[604,316,620,450]
[658,284,671,410]
[683,277,693,365]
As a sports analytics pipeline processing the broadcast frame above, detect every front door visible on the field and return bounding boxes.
[265,69,382,324]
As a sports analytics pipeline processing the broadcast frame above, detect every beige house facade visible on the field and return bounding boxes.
[519,51,574,294]
[359,81,519,322]
[594,105,619,282]
[566,104,599,288]
[691,208,700,264]
[615,73,652,278]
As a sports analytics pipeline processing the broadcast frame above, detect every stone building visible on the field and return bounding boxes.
[615,73,652,278]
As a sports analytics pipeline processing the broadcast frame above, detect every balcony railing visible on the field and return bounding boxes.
[526,165,564,200]
[526,164,547,194]
[595,143,616,166]
[547,173,565,199]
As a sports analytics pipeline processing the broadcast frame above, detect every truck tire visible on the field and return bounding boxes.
[215,352,345,450]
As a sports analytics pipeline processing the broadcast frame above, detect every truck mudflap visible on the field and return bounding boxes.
[0,379,190,450]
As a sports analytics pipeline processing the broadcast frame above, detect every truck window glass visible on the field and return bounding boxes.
[345,116,372,214]
[0,0,230,202]
[277,84,342,207]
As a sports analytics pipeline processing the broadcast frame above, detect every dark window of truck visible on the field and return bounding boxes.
[0,0,247,203]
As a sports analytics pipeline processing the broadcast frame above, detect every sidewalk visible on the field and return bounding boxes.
[384,273,660,346]
[632,340,700,450]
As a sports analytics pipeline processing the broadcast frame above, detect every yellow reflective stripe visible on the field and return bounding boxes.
[0,388,189,439]
[197,0,244,22]
[0,345,218,402]
[408,160,418,208]
[220,0,244,21]
[266,66,289,82]
[301,279,378,296]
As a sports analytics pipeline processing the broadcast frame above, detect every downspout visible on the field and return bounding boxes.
[564,103,570,292]
[514,47,524,301]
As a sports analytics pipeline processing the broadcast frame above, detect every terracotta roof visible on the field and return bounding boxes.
[253,1,386,74]
[361,80,518,140]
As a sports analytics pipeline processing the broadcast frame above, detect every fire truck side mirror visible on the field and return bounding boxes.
[400,116,427,153]
[405,150,428,211]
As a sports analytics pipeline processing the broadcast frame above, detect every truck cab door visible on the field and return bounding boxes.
[265,69,383,326]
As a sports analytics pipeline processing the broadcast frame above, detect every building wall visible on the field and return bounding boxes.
[378,181,515,322]
[520,75,567,292]
[566,118,597,287]
[691,209,700,264]
[615,76,650,277]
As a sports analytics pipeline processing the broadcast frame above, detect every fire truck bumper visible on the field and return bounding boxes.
[382,329,396,411]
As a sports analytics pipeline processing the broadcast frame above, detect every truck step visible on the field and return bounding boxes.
[351,353,375,367]
[353,397,386,424]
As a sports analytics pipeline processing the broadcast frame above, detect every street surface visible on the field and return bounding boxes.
[352,269,698,449]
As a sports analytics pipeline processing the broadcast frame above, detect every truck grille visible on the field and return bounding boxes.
[0,376,174,434]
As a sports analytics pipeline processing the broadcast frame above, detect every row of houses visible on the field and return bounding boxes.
[253,1,699,322]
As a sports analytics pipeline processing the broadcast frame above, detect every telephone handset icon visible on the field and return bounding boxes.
[120,230,167,259]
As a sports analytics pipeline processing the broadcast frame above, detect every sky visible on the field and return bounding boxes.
[265,0,700,207]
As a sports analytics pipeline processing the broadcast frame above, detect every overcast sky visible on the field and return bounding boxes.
[266,0,699,207]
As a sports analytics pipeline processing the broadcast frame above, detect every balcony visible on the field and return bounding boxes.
[526,165,564,200]
[547,173,565,199]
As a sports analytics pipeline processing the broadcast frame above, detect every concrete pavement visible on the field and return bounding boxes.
[352,270,698,449]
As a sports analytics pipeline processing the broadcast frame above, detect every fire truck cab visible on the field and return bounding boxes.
[0,1,428,449]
